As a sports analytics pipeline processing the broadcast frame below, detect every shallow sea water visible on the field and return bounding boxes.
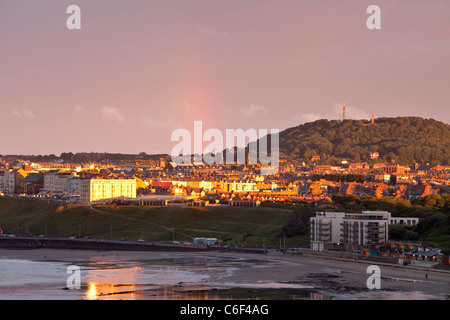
[0,254,320,300]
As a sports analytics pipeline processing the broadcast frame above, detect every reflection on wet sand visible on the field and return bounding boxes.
[81,270,334,300]
[77,254,336,300]
[86,283,98,300]
[85,283,139,300]
[83,282,331,300]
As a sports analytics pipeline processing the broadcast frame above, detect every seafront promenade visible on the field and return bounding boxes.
[0,235,264,254]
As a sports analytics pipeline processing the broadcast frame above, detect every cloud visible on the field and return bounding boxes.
[240,104,269,117]
[11,109,21,117]
[11,108,35,119]
[293,113,323,124]
[141,117,175,128]
[101,105,126,124]
[21,109,35,119]
[178,101,193,111]
[284,113,323,128]
[73,105,87,114]
[197,25,232,40]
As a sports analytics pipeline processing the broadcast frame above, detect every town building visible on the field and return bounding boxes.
[229,199,261,207]
[80,178,136,204]
[223,181,258,193]
[67,176,81,195]
[186,199,209,207]
[389,217,418,226]
[44,171,76,194]
[310,210,417,252]
[0,171,5,192]
[310,212,345,251]
[20,173,44,194]
[341,211,390,251]
[369,152,380,160]
[139,199,169,206]
[4,168,28,194]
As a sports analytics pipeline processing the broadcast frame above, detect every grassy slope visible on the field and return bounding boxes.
[0,198,308,248]
[2,197,447,251]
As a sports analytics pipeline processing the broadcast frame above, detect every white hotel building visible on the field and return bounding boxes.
[310,211,418,251]
[80,178,137,204]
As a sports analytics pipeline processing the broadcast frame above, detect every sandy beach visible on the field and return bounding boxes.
[0,248,449,300]
[214,251,450,299]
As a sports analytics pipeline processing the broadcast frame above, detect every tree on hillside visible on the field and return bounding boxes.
[276,117,450,166]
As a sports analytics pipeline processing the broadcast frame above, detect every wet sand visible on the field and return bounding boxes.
[212,252,450,299]
[0,248,449,300]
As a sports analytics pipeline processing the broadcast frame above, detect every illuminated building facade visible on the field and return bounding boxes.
[80,178,136,204]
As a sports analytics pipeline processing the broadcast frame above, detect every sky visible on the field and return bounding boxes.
[1,0,449,155]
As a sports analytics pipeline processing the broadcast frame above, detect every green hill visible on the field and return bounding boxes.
[277,117,450,166]
[0,197,305,248]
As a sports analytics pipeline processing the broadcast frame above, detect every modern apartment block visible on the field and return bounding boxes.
[80,178,137,204]
[310,210,415,251]
[340,211,390,251]
[310,212,345,251]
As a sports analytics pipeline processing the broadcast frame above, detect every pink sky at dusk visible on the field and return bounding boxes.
[1,0,449,155]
